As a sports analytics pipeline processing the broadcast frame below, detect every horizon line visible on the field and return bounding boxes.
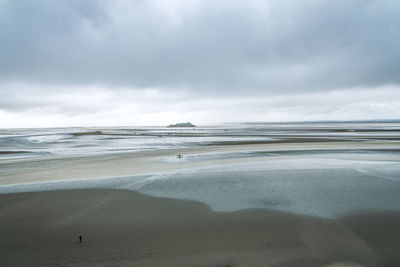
[1,118,400,130]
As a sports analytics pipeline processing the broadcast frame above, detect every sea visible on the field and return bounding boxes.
[1,121,400,218]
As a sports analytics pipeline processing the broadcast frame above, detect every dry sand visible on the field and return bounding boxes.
[1,189,399,267]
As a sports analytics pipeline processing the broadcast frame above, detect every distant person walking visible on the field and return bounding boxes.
[79,235,82,243]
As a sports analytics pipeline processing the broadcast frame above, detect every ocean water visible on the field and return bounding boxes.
[1,122,400,218]
[1,122,399,160]
[0,126,273,159]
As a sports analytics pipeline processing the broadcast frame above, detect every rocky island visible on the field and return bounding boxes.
[167,122,196,128]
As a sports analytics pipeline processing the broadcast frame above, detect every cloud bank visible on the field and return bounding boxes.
[0,0,399,126]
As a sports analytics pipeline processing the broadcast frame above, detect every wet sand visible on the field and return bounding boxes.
[1,189,399,267]
[1,140,399,186]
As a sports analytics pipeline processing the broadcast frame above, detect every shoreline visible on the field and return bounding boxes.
[1,189,399,266]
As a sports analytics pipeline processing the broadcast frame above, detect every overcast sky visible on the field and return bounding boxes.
[1,0,400,127]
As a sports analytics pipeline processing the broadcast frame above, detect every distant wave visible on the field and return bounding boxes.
[71,131,104,136]
[27,134,68,143]
[0,151,30,155]
[198,138,354,146]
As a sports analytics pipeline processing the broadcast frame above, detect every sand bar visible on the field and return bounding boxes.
[1,141,399,186]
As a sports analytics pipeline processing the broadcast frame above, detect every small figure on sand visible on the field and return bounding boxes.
[79,235,82,243]
[177,154,182,159]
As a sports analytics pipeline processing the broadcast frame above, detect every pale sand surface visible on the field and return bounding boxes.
[1,189,399,267]
[1,141,399,186]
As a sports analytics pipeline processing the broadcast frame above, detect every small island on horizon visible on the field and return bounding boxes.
[167,122,196,128]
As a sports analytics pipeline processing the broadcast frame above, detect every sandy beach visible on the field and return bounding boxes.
[1,189,399,267]
[1,125,400,266]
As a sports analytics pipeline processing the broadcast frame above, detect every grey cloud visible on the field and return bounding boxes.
[0,0,400,94]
